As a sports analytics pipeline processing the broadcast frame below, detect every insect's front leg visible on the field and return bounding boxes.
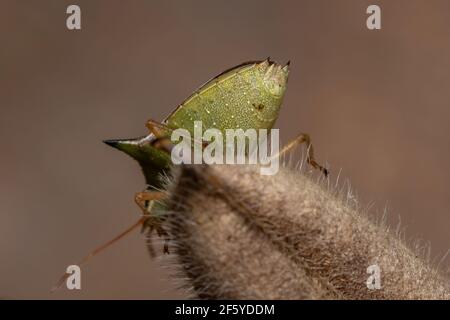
[140,118,211,255]
[134,190,165,212]
[146,119,176,153]
[138,119,176,254]
[135,190,170,255]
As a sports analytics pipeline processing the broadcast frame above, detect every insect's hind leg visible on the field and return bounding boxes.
[277,133,329,177]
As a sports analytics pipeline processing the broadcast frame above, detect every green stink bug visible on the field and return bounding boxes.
[54,59,327,289]
[102,58,330,252]
[104,59,289,189]
[102,59,291,254]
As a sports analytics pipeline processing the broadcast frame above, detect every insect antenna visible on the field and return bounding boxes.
[51,216,147,292]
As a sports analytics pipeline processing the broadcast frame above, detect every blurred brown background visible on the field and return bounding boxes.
[1,0,449,299]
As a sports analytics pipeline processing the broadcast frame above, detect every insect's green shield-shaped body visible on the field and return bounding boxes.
[165,60,289,133]
[104,59,289,187]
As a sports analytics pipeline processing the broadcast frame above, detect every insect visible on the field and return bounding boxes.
[104,59,295,253]
[54,59,327,290]
[104,59,290,188]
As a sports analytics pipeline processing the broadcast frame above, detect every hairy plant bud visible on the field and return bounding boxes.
[163,164,449,300]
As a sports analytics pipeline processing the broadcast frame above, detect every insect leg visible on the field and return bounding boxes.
[135,190,165,211]
[142,119,209,254]
[142,119,177,254]
[135,191,170,255]
[146,118,208,153]
[146,119,171,137]
[145,119,176,154]
[276,133,329,177]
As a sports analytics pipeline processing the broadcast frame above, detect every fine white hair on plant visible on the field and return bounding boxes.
[161,163,449,300]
